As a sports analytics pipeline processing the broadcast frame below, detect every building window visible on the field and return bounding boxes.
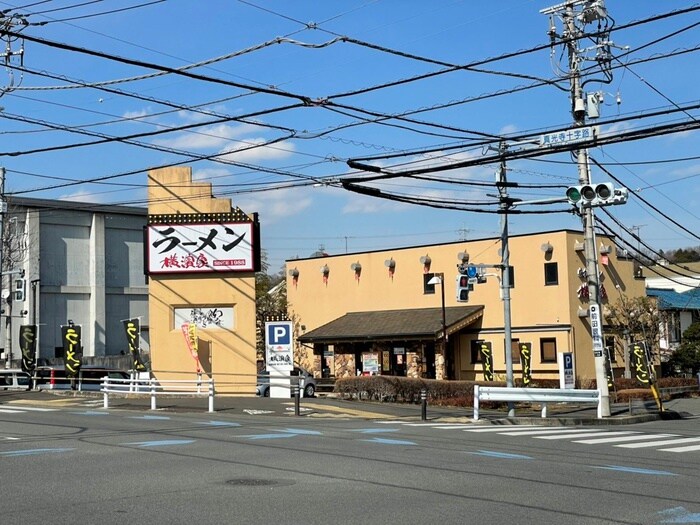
[470,340,482,364]
[544,262,558,286]
[423,272,436,295]
[605,336,616,362]
[540,338,557,363]
[505,339,521,364]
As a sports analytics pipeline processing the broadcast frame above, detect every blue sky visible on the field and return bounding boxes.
[1,0,699,273]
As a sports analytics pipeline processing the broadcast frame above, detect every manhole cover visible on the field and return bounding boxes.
[226,478,295,487]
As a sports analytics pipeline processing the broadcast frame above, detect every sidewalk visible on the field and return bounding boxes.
[3,389,698,425]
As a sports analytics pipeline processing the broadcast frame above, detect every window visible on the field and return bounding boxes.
[471,340,494,365]
[544,262,558,286]
[471,340,483,364]
[423,273,436,294]
[505,339,521,364]
[605,336,616,362]
[540,338,557,363]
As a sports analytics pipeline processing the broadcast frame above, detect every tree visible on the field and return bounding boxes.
[667,322,700,376]
[255,250,287,367]
[605,295,666,360]
[1,208,29,367]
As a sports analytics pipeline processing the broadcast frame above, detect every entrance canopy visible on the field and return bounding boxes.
[297,306,483,344]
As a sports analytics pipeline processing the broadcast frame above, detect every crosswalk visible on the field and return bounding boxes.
[384,422,700,454]
[0,398,102,413]
[0,405,57,414]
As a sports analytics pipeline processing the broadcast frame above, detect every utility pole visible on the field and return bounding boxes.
[0,167,5,368]
[543,0,619,416]
[496,141,515,416]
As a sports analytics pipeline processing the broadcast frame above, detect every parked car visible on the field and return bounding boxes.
[34,365,130,391]
[0,369,32,391]
[256,367,316,398]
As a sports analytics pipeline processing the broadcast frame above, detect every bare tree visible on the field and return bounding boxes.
[1,206,28,367]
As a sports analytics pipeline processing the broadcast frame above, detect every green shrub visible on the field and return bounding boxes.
[333,375,699,405]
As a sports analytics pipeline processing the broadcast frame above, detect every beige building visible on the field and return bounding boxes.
[288,229,646,386]
[147,167,259,394]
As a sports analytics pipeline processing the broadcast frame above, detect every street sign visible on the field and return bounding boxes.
[589,303,604,358]
[265,321,293,370]
[560,352,575,389]
[540,126,594,148]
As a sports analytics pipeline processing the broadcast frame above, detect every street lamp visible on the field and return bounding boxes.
[427,273,447,380]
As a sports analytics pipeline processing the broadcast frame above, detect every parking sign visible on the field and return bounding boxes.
[560,352,575,389]
[265,321,293,370]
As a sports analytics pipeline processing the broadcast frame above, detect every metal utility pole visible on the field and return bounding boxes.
[544,0,614,416]
[427,273,447,380]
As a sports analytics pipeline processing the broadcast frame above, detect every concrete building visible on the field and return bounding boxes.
[146,167,259,394]
[2,197,148,366]
[645,261,700,358]
[288,229,646,386]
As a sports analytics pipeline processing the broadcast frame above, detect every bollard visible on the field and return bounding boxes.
[293,383,300,416]
[420,389,427,421]
[208,380,215,413]
[150,379,157,411]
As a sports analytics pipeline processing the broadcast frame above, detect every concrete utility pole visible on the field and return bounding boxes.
[496,142,515,416]
[543,0,617,416]
[0,167,5,368]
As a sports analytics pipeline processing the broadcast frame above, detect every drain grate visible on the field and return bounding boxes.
[226,478,295,487]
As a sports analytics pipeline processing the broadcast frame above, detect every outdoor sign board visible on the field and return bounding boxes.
[559,352,575,389]
[539,126,594,148]
[588,303,604,358]
[265,321,293,398]
[147,222,255,274]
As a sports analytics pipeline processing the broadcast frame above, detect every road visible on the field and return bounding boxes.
[1,396,699,525]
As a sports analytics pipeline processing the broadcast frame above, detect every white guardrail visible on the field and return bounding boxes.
[101,377,215,412]
[473,385,602,420]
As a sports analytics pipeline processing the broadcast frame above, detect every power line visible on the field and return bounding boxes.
[29,0,166,25]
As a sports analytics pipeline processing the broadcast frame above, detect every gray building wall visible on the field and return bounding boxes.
[3,198,148,364]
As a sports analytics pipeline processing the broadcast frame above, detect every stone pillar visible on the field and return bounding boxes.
[435,352,445,381]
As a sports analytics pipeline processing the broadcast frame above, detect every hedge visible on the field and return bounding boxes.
[333,375,698,406]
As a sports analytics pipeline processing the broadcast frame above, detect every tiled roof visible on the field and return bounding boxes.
[647,287,700,310]
[297,306,483,343]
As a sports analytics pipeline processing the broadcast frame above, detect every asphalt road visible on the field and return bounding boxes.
[1,393,699,524]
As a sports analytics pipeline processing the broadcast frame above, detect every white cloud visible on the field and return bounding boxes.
[177,104,231,123]
[341,191,405,214]
[500,124,519,135]
[599,121,633,137]
[152,123,263,150]
[122,107,153,120]
[216,138,295,163]
[235,187,312,223]
[57,190,109,204]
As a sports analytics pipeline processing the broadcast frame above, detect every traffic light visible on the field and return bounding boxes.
[455,274,472,302]
[14,278,26,302]
[566,182,628,207]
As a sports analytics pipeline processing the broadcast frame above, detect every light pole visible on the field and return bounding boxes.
[428,273,447,380]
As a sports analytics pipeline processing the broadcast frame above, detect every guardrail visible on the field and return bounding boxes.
[473,385,602,420]
[101,377,215,412]
[658,384,700,397]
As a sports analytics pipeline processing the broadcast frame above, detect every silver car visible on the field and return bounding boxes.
[256,367,316,398]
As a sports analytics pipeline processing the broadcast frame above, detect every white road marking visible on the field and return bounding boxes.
[574,433,673,444]
[616,437,700,449]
